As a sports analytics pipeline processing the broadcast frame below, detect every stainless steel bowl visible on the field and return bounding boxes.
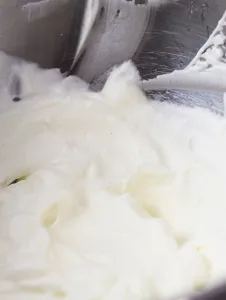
[1,1,226,299]
[1,1,225,107]
[134,0,226,114]
[0,0,85,68]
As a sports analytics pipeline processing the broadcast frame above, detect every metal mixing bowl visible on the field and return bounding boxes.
[134,0,226,114]
[1,1,225,115]
[0,0,84,68]
[1,1,226,299]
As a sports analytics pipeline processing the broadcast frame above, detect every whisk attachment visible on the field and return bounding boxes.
[142,11,226,94]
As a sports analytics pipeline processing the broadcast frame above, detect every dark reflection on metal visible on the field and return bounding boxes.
[192,284,226,300]
[0,0,80,69]
[126,0,148,4]
[134,0,226,114]
[60,1,87,74]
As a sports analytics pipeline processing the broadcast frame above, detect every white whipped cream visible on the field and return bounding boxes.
[0,60,226,300]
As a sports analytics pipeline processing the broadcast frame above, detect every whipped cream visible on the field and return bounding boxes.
[0,60,226,300]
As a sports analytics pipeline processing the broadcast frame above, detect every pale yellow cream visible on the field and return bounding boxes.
[0,61,226,300]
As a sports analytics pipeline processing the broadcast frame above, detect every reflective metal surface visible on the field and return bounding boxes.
[134,0,226,113]
[2,1,225,110]
[0,0,225,113]
[0,0,153,83]
[71,0,152,83]
[0,0,84,69]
